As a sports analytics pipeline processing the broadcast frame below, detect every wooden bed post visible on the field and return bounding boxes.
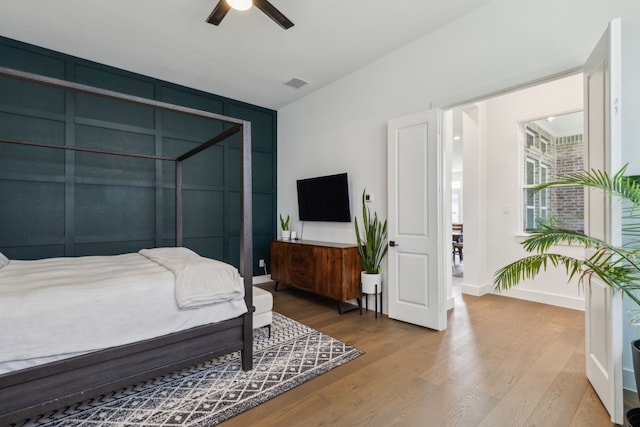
[175,160,183,247]
[241,120,253,371]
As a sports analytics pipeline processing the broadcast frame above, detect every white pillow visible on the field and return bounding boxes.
[0,252,9,268]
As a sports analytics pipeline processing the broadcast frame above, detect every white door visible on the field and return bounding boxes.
[583,18,623,424]
[387,110,446,330]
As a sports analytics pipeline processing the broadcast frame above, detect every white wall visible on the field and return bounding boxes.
[278,0,640,388]
[277,0,631,238]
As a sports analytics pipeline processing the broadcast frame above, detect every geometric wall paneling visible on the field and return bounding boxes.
[226,191,243,236]
[75,65,155,128]
[0,36,277,276]
[76,64,155,98]
[0,43,66,78]
[162,109,224,143]
[0,44,65,113]
[162,137,224,188]
[225,102,274,151]
[182,189,225,238]
[160,85,224,141]
[75,125,156,184]
[225,146,243,190]
[253,151,274,192]
[0,114,65,179]
[161,188,176,240]
[225,190,272,237]
[74,184,156,243]
[159,85,225,114]
[0,180,65,247]
[253,192,275,235]
[183,236,225,261]
[74,240,158,257]
[227,235,241,274]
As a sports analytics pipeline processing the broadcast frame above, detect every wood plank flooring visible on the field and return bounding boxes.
[224,282,615,426]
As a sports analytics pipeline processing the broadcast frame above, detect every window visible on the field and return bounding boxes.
[540,136,549,154]
[526,130,535,148]
[521,112,584,233]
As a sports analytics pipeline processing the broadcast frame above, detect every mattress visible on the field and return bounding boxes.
[0,251,247,374]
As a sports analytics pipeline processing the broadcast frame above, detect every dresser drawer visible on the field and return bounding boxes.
[289,245,314,288]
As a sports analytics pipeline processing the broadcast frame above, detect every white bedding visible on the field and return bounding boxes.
[139,247,244,309]
[0,249,247,374]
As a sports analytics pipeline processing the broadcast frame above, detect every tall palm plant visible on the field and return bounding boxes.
[494,165,640,316]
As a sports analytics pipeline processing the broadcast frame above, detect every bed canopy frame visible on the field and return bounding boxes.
[0,66,254,425]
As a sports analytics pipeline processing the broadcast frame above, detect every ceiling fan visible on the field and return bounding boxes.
[207,0,294,30]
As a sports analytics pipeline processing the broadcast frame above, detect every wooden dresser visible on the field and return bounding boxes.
[270,239,362,312]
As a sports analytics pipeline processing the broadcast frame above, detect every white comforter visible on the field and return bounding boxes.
[139,247,244,309]
[0,249,247,373]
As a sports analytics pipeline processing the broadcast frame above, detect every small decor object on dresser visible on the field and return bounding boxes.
[354,189,388,317]
[279,213,291,240]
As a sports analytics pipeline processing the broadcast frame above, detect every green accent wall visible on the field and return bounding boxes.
[0,37,276,275]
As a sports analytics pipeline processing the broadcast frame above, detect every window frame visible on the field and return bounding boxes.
[518,114,584,235]
[523,157,537,231]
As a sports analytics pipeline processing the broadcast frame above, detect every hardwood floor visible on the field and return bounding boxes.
[224,282,615,426]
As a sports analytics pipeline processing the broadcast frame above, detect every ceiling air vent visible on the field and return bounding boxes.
[284,78,308,89]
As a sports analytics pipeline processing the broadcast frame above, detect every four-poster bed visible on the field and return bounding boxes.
[0,66,254,425]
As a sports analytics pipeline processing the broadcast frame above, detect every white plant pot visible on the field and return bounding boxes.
[361,272,382,294]
[281,230,291,240]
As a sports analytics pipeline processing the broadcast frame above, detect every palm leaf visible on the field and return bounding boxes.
[519,226,604,253]
[494,164,640,319]
[494,254,584,291]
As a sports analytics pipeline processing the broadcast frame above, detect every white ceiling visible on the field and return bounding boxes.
[0,0,491,110]
[532,111,584,138]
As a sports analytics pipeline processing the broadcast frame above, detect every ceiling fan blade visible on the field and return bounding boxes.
[254,0,294,29]
[206,1,231,25]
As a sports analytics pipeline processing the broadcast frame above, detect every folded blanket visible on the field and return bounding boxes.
[139,247,244,309]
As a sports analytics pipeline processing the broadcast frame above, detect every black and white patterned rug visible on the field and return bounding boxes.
[24,313,363,427]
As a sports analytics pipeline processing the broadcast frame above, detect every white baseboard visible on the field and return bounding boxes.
[461,282,584,311]
[252,274,273,285]
[461,283,493,296]
[494,287,584,311]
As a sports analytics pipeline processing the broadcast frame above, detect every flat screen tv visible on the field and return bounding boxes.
[297,173,351,222]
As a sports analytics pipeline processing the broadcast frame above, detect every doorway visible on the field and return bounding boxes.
[443,72,585,308]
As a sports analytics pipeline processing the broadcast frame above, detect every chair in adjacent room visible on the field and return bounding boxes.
[452,223,463,264]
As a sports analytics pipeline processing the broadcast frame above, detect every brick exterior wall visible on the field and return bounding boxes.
[553,135,584,231]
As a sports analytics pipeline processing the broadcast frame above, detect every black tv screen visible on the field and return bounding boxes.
[297,173,351,222]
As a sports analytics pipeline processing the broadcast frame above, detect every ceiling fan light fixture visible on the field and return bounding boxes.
[226,0,252,11]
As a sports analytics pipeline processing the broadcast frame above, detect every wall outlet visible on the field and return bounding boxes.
[258,259,265,268]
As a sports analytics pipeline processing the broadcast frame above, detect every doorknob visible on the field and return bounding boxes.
[389,241,399,247]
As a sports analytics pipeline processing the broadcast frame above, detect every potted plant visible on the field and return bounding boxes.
[493,165,640,403]
[355,190,388,294]
[279,214,290,240]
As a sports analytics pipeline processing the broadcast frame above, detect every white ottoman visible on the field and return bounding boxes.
[253,286,273,337]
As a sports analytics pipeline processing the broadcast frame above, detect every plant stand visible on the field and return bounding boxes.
[360,283,382,318]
